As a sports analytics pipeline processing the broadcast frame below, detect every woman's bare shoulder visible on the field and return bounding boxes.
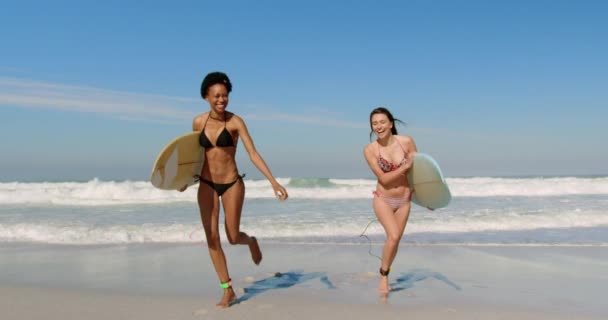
[396,134,417,151]
[363,141,378,155]
[228,112,243,122]
[397,134,414,144]
[192,112,209,131]
[228,113,247,129]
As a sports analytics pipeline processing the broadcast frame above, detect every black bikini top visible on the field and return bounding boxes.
[199,114,235,148]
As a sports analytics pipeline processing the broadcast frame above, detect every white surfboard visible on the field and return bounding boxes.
[406,153,451,210]
[150,132,205,190]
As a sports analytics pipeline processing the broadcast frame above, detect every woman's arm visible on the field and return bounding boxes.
[364,145,409,185]
[234,115,288,200]
[192,113,205,131]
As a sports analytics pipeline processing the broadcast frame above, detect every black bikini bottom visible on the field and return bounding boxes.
[199,174,245,196]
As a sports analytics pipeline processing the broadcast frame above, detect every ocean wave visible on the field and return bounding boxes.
[1,176,607,206]
[2,210,607,245]
[448,177,608,197]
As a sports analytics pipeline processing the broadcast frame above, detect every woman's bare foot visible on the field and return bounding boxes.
[248,237,262,265]
[216,288,237,309]
[378,275,392,294]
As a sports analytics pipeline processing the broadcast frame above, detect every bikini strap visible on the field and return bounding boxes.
[377,137,404,156]
[395,137,407,154]
[202,113,211,129]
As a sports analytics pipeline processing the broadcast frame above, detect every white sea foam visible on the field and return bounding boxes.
[1,177,607,206]
[1,210,606,245]
[0,222,195,244]
[448,177,608,197]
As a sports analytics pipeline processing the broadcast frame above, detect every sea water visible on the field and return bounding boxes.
[1,176,607,246]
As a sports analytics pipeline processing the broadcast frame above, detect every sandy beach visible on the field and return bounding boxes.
[2,242,606,319]
[4,1,608,319]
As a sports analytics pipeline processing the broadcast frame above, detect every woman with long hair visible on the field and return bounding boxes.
[363,107,417,295]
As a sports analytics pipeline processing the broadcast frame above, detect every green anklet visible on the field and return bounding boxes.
[220,279,232,289]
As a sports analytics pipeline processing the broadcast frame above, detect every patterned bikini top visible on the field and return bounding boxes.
[377,140,407,173]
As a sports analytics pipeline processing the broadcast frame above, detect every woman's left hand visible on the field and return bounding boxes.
[403,152,416,172]
[272,183,289,201]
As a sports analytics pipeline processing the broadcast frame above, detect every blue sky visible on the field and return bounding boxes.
[1,0,607,181]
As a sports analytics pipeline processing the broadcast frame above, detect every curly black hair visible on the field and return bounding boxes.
[200,71,232,98]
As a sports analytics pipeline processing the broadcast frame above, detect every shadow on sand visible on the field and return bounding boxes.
[234,271,335,304]
[390,268,461,293]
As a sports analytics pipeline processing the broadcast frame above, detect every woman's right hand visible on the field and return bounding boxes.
[272,183,288,201]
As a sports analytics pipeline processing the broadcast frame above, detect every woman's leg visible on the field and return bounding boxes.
[221,178,261,264]
[384,201,411,268]
[373,196,412,293]
[373,196,398,293]
[198,182,234,308]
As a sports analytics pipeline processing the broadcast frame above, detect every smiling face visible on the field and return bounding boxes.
[371,113,393,139]
[204,83,229,114]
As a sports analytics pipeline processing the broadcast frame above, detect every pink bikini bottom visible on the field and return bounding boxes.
[373,190,413,210]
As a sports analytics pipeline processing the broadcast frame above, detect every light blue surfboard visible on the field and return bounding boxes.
[406,153,451,210]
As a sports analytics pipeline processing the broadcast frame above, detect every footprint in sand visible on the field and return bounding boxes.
[192,308,208,316]
[355,271,377,282]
